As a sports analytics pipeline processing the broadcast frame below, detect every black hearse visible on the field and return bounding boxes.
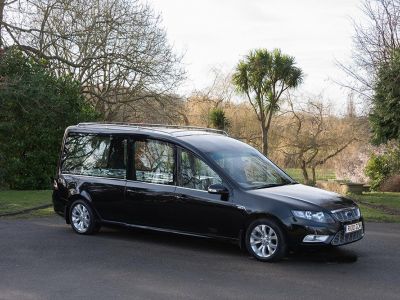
[53,123,364,261]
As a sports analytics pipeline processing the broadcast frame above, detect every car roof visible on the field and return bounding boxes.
[67,122,228,139]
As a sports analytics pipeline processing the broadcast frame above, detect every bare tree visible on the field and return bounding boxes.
[339,0,400,101]
[279,97,358,185]
[187,68,234,127]
[1,0,185,119]
[190,68,234,107]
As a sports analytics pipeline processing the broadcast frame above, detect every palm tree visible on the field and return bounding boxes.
[209,107,229,131]
[232,48,303,155]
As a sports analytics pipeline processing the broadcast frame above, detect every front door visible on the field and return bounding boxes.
[168,148,244,239]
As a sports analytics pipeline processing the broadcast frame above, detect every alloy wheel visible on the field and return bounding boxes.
[249,224,278,258]
[71,203,91,233]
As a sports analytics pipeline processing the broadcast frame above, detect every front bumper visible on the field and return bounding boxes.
[286,217,365,247]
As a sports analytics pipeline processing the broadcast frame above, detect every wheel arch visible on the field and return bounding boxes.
[239,212,288,250]
[65,192,95,224]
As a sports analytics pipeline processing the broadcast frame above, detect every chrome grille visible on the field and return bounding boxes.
[331,207,361,222]
[331,229,364,246]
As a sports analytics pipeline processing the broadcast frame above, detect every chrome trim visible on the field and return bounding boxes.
[126,179,176,188]
[61,173,127,182]
[77,122,228,136]
[174,186,209,193]
[331,206,358,214]
[331,207,361,222]
[126,180,211,193]
[302,234,330,243]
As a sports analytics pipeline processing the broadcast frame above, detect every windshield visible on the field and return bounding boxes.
[208,144,295,189]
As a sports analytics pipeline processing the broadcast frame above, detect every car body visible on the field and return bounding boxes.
[53,123,364,261]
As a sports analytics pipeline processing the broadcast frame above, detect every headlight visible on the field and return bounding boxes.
[292,210,335,223]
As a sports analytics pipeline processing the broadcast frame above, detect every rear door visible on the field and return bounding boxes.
[124,137,177,227]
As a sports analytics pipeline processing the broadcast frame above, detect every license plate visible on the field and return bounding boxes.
[345,222,363,233]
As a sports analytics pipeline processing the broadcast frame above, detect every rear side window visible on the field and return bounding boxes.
[61,133,127,179]
[134,139,175,185]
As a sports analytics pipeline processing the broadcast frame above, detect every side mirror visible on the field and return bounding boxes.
[208,184,229,195]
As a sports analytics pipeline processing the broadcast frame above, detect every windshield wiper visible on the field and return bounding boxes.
[253,183,287,189]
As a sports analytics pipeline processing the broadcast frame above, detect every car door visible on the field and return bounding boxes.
[167,147,244,239]
[60,133,128,222]
[124,137,177,227]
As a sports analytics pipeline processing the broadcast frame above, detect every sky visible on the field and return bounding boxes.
[148,0,365,110]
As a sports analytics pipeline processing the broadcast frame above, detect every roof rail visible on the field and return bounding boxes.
[77,122,228,136]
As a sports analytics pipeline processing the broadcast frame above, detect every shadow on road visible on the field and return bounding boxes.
[93,224,358,264]
[286,247,358,264]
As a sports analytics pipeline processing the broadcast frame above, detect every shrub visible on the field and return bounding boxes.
[365,144,400,190]
[0,49,99,189]
[380,175,400,192]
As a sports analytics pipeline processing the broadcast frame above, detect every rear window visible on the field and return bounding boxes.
[61,133,127,179]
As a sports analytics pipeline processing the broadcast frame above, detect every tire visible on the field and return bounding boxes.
[245,218,287,262]
[69,200,100,235]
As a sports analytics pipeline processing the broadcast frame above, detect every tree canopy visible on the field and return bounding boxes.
[0,0,185,120]
[370,49,400,144]
[0,49,98,189]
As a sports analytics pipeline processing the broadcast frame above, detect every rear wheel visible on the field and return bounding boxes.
[245,218,287,262]
[69,200,100,235]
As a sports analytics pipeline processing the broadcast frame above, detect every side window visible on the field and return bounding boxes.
[61,134,127,179]
[134,139,175,185]
[179,149,222,191]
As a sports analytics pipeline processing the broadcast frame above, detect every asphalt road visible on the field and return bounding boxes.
[0,216,399,300]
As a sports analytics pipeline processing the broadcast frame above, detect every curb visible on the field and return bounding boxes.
[0,204,52,217]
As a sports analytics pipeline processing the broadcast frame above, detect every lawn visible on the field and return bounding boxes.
[285,168,336,182]
[0,190,52,215]
[350,192,400,222]
[351,192,400,210]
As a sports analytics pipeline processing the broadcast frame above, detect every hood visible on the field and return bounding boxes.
[246,183,355,211]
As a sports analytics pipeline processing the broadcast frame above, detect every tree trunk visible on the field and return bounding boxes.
[311,166,316,186]
[300,161,310,184]
[0,0,5,48]
[261,125,268,156]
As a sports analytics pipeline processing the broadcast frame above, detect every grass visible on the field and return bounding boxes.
[0,190,52,215]
[350,192,400,210]
[350,192,400,222]
[285,168,336,182]
[356,203,400,223]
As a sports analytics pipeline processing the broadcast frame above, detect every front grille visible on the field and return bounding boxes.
[331,207,361,222]
[331,229,364,246]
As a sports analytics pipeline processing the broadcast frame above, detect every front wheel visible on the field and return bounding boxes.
[245,218,287,262]
[69,200,100,235]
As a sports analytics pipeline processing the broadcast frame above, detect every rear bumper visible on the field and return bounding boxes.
[52,190,67,219]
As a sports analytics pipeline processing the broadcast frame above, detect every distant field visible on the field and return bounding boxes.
[284,168,336,182]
